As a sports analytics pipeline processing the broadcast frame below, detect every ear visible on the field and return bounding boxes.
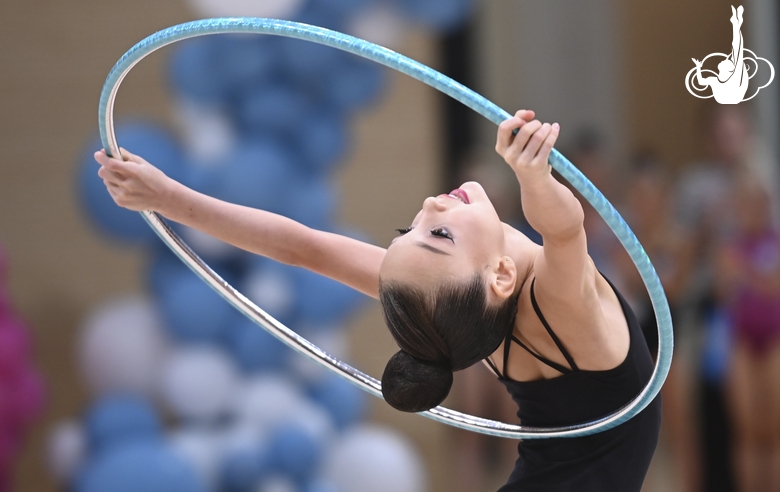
[489,256,517,300]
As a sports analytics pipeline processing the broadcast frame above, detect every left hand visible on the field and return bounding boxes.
[495,110,560,183]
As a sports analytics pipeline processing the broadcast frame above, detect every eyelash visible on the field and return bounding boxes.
[395,227,454,241]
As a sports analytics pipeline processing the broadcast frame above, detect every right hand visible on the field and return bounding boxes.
[495,109,559,184]
[94,148,173,212]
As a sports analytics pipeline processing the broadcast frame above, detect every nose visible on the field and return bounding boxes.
[423,196,447,212]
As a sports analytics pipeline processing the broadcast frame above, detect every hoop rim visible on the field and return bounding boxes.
[98,17,673,439]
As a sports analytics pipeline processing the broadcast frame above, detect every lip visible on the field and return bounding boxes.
[449,188,470,204]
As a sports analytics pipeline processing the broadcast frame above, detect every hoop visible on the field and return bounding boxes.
[98,18,672,439]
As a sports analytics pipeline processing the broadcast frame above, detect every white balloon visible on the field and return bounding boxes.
[256,475,298,492]
[323,425,426,492]
[47,421,87,482]
[348,3,408,51]
[160,346,240,421]
[242,267,296,317]
[173,98,236,167]
[78,295,168,396]
[231,374,306,433]
[168,427,223,488]
[186,0,305,20]
[284,399,336,446]
[290,327,350,384]
[217,419,266,456]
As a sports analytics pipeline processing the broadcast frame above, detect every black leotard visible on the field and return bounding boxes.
[486,277,661,492]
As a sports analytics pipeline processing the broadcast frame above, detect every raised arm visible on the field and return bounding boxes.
[495,111,595,303]
[94,149,386,298]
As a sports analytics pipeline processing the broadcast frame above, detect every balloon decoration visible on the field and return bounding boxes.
[0,244,46,491]
[64,0,474,489]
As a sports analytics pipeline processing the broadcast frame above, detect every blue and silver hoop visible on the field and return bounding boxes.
[98,18,672,439]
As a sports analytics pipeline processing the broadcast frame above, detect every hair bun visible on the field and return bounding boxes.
[381,350,453,413]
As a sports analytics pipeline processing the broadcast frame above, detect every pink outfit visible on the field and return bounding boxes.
[731,230,780,354]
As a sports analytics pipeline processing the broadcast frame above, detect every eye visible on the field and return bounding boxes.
[395,227,413,235]
[431,228,454,242]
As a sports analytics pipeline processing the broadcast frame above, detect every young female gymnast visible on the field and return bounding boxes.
[94,109,661,491]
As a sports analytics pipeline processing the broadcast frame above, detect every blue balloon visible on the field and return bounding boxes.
[305,0,375,19]
[292,268,366,324]
[225,316,291,373]
[308,374,366,430]
[147,245,246,297]
[168,36,228,104]
[325,55,385,111]
[278,36,344,81]
[220,443,269,492]
[237,84,308,137]
[305,482,341,492]
[284,177,337,231]
[85,394,162,454]
[267,424,323,485]
[154,258,241,343]
[217,35,278,95]
[169,35,278,104]
[295,0,348,31]
[212,140,300,214]
[78,121,185,245]
[398,0,474,31]
[76,441,205,492]
[292,111,349,176]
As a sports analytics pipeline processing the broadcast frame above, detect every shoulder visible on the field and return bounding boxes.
[518,265,630,372]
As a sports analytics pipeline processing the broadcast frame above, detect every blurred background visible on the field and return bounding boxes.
[1,0,779,491]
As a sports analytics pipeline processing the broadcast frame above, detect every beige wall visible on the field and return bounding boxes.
[621,0,739,168]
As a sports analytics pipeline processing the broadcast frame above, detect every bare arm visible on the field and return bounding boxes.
[94,149,386,298]
[495,111,595,303]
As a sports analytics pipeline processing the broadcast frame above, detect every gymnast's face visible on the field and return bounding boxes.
[380,181,511,297]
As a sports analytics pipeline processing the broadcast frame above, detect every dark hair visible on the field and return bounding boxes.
[379,273,520,412]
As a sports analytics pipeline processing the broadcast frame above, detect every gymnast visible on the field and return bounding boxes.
[94,109,661,491]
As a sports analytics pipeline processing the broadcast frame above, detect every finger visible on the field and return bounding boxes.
[94,151,127,172]
[119,147,135,162]
[514,109,535,121]
[532,122,560,165]
[520,122,552,161]
[496,117,524,152]
[94,150,110,166]
[509,119,543,155]
[98,166,125,184]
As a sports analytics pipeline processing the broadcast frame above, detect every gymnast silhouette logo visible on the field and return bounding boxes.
[685,5,774,104]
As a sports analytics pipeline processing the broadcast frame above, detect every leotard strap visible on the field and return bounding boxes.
[489,278,580,380]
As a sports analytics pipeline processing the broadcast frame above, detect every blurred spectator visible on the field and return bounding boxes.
[674,103,775,492]
[614,151,700,492]
[715,177,780,492]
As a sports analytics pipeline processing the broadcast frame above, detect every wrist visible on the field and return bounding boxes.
[155,177,185,218]
[515,166,553,189]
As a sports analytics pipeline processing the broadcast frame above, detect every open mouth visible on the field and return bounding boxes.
[448,188,470,204]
